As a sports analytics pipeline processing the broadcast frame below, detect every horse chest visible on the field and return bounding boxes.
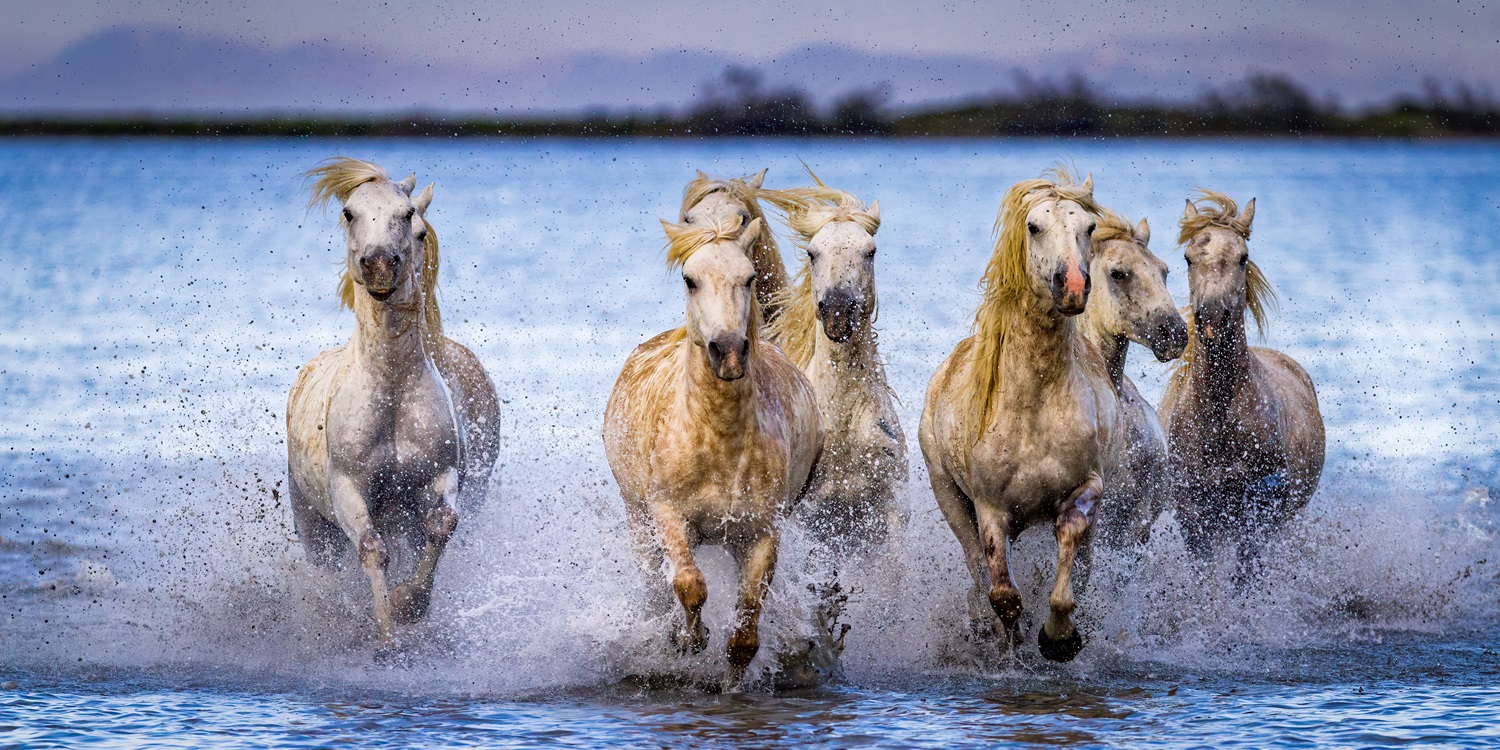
[328,376,460,484]
[653,425,786,525]
[967,394,1098,514]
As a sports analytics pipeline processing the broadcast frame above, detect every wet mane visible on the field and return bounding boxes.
[1173,189,1278,373]
[304,157,444,352]
[959,167,1101,449]
[759,169,882,367]
[658,217,764,343]
[681,173,784,312]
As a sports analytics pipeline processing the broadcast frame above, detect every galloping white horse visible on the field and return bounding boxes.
[286,158,500,648]
[603,217,822,683]
[920,169,1118,662]
[1160,190,1324,561]
[1081,210,1188,545]
[761,174,907,547]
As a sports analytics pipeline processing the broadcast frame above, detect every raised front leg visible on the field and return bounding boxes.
[391,467,460,624]
[727,529,778,681]
[1039,473,1101,662]
[650,501,708,654]
[329,473,395,647]
[975,505,1022,637]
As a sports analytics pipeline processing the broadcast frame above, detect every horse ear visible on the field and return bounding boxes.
[397,173,417,196]
[1183,199,1200,220]
[695,169,709,181]
[866,200,881,226]
[1080,172,1094,198]
[413,183,434,216]
[1238,198,1256,231]
[1135,217,1150,245]
[742,169,767,191]
[737,218,763,253]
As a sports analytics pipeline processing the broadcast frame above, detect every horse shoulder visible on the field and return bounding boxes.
[918,337,974,462]
[286,345,348,509]
[604,330,684,504]
[1251,346,1326,489]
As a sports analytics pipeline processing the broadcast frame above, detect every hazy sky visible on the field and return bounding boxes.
[4,0,1495,75]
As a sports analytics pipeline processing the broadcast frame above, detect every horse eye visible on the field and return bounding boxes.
[405,208,415,221]
[1027,222,1041,235]
[1110,269,1128,281]
[744,277,754,288]
[683,215,693,224]
[1239,255,1249,266]
[684,277,697,291]
[1087,224,1097,234]
[1185,257,1194,266]
[865,248,877,259]
[342,208,353,222]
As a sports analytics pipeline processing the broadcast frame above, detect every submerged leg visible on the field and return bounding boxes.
[329,473,395,647]
[391,468,461,624]
[727,529,779,680]
[650,502,708,653]
[1039,474,1101,663]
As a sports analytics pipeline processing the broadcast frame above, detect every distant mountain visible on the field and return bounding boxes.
[0,25,1440,115]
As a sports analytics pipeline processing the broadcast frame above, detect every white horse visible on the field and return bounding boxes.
[1081,210,1188,545]
[286,158,500,648]
[761,175,907,548]
[603,217,822,684]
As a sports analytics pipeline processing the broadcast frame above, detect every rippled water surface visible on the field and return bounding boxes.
[2,138,1498,747]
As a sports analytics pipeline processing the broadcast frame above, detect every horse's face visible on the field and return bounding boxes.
[807,217,879,343]
[1091,221,1188,361]
[684,220,761,380]
[1026,197,1096,316]
[342,176,431,301]
[682,169,765,231]
[1183,199,1256,339]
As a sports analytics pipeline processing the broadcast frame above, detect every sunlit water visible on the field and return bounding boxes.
[2,138,1498,747]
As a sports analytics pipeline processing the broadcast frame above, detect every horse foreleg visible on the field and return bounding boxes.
[926,462,996,631]
[975,505,1022,637]
[650,502,708,653]
[1040,474,1101,663]
[330,473,395,647]
[391,468,460,624]
[727,529,778,679]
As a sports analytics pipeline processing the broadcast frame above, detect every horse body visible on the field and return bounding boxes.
[286,158,499,647]
[919,170,1117,662]
[603,218,821,683]
[1080,212,1188,545]
[1159,191,1324,557]
[761,180,907,547]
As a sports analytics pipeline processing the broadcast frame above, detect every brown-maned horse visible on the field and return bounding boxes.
[1159,190,1324,561]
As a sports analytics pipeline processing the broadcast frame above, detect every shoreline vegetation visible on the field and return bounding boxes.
[3,70,1496,138]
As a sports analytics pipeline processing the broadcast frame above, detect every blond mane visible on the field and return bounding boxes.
[759,169,882,366]
[681,173,784,309]
[958,167,1101,449]
[1173,189,1278,373]
[658,217,765,343]
[1092,206,1141,246]
[305,157,444,352]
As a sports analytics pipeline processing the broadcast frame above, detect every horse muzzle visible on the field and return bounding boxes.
[359,251,403,298]
[707,334,750,380]
[817,288,863,343]
[1051,265,1091,317]
[1146,311,1190,361]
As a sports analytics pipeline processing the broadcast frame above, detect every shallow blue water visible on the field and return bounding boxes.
[1,138,1498,747]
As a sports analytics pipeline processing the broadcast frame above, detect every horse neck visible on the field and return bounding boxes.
[1187,315,1252,410]
[809,316,883,415]
[349,285,433,384]
[999,295,1082,397]
[1082,309,1129,389]
[682,339,756,432]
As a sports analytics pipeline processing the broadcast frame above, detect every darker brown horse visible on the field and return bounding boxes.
[1159,190,1325,562]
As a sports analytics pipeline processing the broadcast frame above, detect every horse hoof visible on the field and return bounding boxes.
[988,587,1024,628]
[1037,626,1084,663]
[673,623,709,655]
[726,631,760,671]
[390,583,432,624]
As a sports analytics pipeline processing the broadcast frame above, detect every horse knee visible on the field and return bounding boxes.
[425,503,459,542]
[358,531,389,570]
[988,584,1023,625]
[673,567,707,612]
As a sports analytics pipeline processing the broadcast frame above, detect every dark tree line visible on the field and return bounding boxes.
[2,69,1495,138]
